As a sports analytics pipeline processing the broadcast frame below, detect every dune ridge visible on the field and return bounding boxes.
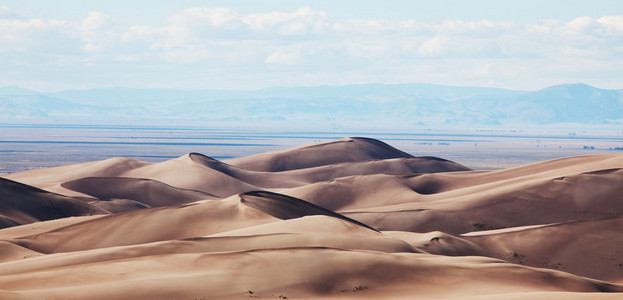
[1,137,622,299]
[0,178,108,229]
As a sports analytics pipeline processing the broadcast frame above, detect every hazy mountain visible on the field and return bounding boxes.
[0,86,41,96]
[0,83,621,128]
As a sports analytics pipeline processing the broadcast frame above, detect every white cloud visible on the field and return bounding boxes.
[0,17,73,52]
[472,63,494,77]
[567,16,594,31]
[81,11,109,31]
[419,36,449,56]
[597,16,623,32]
[430,19,510,35]
[0,5,24,19]
[265,49,301,65]
[243,7,327,34]
[79,12,117,52]
[169,7,241,29]
[1,5,622,91]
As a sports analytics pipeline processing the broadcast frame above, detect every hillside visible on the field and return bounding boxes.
[1,83,621,128]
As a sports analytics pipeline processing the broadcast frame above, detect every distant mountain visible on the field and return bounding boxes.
[0,83,621,128]
[0,86,40,96]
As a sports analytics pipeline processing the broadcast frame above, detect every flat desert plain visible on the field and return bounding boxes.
[1,137,622,299]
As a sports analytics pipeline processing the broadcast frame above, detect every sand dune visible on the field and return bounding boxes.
[11,197,277,253]
[224,137,416,171]
[6,138,467,186]
[0,249,620,299]
[239,190,378,231]
[61,176,217,207]
[0,178,107,229]
[4,157,149,191]
[4,138,468,203]
[1,137,622,299]
[332,157,623,233]
[193,151,469,188]
[384,230,486,256]
[0,216,103,240]
[463,216,623,283]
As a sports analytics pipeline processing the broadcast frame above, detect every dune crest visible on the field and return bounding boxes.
[224,137,416,171]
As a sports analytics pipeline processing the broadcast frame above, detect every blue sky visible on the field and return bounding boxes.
[1,0,622,91]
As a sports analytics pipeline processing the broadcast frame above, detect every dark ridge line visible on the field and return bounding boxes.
[581,168,622,175]
[349,136,415,158]
[188,152,236,167]
[239,191,379,232]
[0,177,88,199]
[341,209,429,214]
[463,215,623,240]
[61,176,219,198]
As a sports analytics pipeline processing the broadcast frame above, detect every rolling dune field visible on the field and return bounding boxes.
[1,137,622,299]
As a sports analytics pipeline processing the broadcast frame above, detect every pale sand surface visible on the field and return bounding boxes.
[1,137,622,299]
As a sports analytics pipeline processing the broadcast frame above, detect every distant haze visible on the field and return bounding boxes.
[1,83,621,130]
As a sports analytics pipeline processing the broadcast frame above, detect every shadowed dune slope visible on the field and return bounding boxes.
[61,177,217,207]
[1,204,622,299]
[463,216,623,283]
[297,156,623,234]
[175,152,470,190]
[0,216,416,272]
[11,197,278,253]
[283,173,425,211]
[239,190,378,231]
[277,155,470,184]
[3,155,259,198]
[0,178,108,229]
[3,138,469,202]
[192,151,469,185]
[0,241,43,263]
[224,137,416,171]
[9,192,386,253]
[87,198,151,213]
[11,190,383,254]
[1,138,623,299]
[3,157,149,191]
[0,216,103,240]
[0,249,620,299]
[385,230,487,257]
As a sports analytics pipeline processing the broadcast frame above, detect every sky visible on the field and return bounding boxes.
[1,0,622,92]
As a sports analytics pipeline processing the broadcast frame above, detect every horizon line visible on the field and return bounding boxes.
[1,82,618,94]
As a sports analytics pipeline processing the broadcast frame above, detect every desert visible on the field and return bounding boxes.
[0,137,622,299]
[3,1,623,298]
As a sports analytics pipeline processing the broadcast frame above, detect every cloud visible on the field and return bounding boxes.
[79,12,114,52]
[1,5,622,91]
[597,16,623,33]
[265,49,301,65]
[81,11,109,31]
[0,5,24,20]
[567,16,594,31]
[472,63,495,77]
[243,7,328,35]
[419,36,449,56]
[0,15,73,53]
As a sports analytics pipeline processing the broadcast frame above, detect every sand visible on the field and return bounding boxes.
[0,137,622,299]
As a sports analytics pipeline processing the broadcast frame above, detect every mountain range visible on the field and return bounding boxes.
[0,83,621,129]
